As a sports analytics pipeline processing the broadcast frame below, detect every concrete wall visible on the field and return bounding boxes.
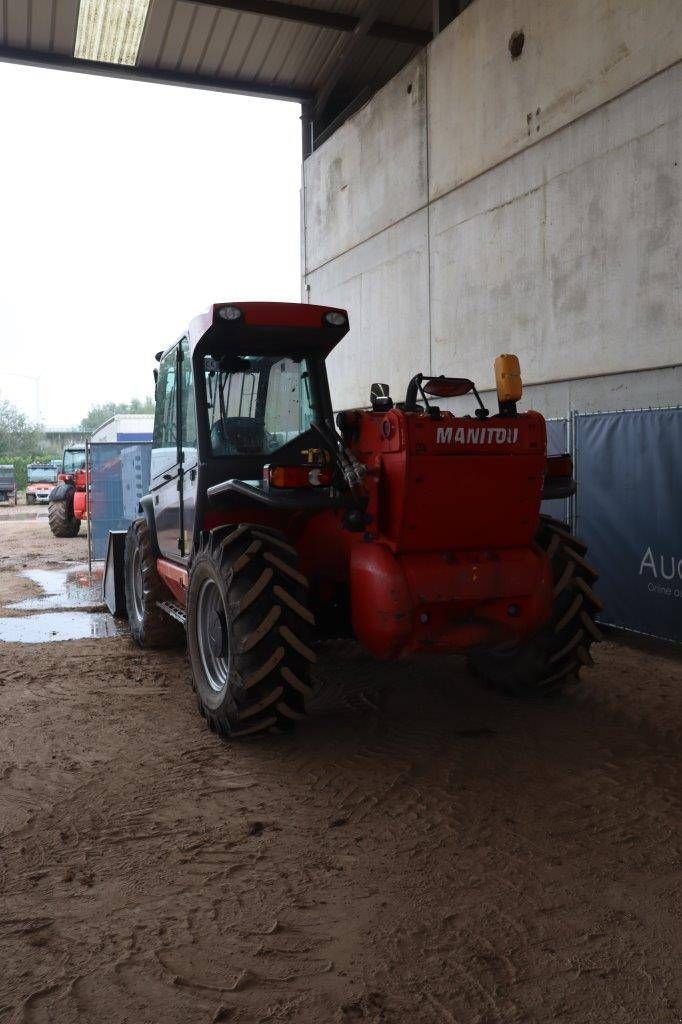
[302,0,682,416]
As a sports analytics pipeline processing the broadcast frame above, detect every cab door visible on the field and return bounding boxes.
[151,344,182,559]
[178,336,198,557]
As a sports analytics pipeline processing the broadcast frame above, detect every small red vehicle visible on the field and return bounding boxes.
[26,461,60,505]
[108,302,601,737]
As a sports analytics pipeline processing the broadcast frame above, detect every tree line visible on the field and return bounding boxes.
[0,394,154,489]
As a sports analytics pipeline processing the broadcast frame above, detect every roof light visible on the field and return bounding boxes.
[75,0,151,66]
[324,311,346,327]
[218,305,243,322]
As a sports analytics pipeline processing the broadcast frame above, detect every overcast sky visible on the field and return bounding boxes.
[0,61,302,426]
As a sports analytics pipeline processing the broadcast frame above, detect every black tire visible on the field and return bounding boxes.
[48,497,81,537]
[187,524,316,738]
[124,517,183,648]
[468,514,603,696]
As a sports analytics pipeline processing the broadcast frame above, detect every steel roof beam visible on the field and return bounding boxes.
[0,45,312,101]
[433,0,469,35]
[196,1,431,47]
[313,0,385,120]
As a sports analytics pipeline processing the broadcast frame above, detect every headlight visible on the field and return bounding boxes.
[218,305,242,321]
[324,310,346,327]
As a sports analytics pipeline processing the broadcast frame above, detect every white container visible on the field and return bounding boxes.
[90,414,154,443]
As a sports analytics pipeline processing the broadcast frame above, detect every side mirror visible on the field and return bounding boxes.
[406,373,489,419]
[370,382,393,412]
[422,376,475,398]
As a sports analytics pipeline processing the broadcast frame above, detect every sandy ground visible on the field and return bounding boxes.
[0,519,681,1024]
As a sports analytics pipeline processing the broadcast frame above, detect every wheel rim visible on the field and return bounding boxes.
[196,578,230,693]
[131,547,145,620]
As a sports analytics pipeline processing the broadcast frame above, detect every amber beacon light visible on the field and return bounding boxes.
[494,354,523,415]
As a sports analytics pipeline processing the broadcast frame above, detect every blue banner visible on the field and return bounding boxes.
[575,409,682,643]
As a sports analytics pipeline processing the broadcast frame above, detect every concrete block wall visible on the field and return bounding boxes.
[302,0,682,417]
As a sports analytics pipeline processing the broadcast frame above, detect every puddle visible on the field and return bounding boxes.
[0,511,49,522]
[0,612,125,643]
[1,564,128,643]
[10,565,104,611]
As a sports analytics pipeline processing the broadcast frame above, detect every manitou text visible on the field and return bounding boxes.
[436,426,520,445]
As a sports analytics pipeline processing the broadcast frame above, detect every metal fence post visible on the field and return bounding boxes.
[569,410,577,535]
[86,439,93,575]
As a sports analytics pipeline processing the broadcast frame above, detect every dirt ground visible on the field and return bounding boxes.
[1,518,681,1024]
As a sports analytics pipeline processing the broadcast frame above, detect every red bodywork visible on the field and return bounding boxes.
[59,469,88,520]
[296,407,552,657]
[157,405,555,660]
[26,483,54,502]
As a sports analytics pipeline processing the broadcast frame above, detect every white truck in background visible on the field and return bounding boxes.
[90,414,154,443]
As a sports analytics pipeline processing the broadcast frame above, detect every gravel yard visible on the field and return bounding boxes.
[1,517,681,1024]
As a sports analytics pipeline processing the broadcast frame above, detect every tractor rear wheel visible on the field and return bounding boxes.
[48,496,81,537]
[187,524,315,738]
[468,514,602,696]
[124,518,183,648]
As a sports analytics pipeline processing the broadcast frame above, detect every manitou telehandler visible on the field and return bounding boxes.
[105,302,601,737]
[48,444,87,536]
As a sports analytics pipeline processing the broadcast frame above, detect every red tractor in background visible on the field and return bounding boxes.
[108,302,601,738]
[48,444,87,536]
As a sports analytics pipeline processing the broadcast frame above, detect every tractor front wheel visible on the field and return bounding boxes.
[124,518,183,648]
[48,496,80,537]
[468,515,602,696]
[187,525,315,738]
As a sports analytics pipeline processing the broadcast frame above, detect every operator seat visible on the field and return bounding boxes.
[211,416,265,455]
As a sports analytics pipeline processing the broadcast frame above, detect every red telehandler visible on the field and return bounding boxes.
[106,302,601,737]
[48,444,87,536]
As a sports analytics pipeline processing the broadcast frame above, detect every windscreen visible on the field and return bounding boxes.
[205,355,315,457]
[28,465,57,483]
[64,449,86,473]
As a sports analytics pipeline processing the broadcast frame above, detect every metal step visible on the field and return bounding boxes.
[157,600,187,627]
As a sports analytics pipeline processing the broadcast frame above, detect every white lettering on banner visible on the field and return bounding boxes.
[639,546,682,580]
[435,426,519,445]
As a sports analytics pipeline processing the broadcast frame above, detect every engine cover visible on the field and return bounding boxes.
[350,541,553,659]
[351,408,547,553]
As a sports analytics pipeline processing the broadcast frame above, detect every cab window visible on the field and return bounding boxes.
[154,350,178,450]
[205,355,314,457]
[63,449,86,473]
[179,338,197,452]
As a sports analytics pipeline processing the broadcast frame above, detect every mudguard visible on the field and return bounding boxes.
[139,495,161,559]
[49,482,75,503]
[541,477,577,500]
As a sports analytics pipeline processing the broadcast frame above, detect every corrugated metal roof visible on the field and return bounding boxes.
[0,0,440,143]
